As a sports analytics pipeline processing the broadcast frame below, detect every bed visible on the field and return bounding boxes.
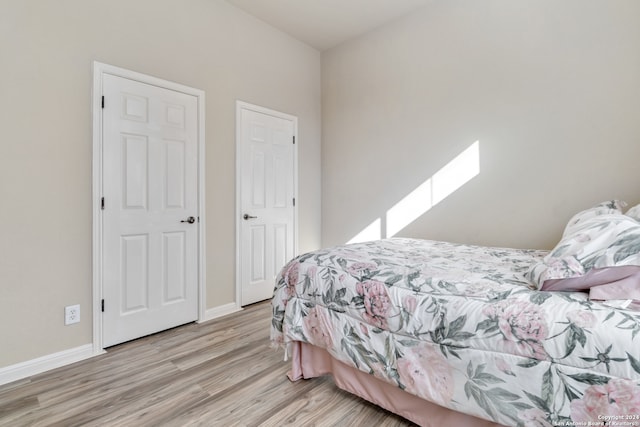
[271,201,640,426]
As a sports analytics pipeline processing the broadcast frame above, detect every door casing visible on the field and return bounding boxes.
[235,101,298,307]
[92,61,206,352]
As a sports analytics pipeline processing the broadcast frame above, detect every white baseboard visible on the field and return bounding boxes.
[0,344,101,387]
[0,304,243,387]
[200,302,242,323]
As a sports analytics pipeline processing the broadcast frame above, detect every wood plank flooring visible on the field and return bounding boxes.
[0,302,415,426]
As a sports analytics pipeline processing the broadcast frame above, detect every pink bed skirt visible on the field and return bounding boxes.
[288,341,506,427]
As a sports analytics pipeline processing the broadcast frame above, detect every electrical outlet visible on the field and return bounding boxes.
[65,304,80,325]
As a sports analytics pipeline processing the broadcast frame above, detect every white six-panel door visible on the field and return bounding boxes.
[238,104,297,306]
[102,73,199,347]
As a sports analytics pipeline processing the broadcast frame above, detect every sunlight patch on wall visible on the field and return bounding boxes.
[431,141,480,206]
[347,141,480,244]
[347,218,381,244]
[387,140,479,237]
[386,178,433,237]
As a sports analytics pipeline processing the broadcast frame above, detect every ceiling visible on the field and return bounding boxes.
[226,0,432,51]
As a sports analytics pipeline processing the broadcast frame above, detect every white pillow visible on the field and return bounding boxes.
[562,200,627,238]
[528,209,640,289]
[626,204,640,222]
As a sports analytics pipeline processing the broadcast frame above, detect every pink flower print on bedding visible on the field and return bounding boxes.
[356,280,392,330]
[482,299,549,361]
[570,379,640,422]
[302,305,334,349]
[397,344,455,405]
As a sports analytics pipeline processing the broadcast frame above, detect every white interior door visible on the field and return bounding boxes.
[238,104,297,306]
[102,73,199,347]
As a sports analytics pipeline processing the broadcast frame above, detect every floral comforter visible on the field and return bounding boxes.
[271,238,640,426]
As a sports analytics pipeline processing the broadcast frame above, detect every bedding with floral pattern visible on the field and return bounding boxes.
[271,238,640,426]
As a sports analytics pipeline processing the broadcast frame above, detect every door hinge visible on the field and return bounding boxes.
[101,96,104,109]
[292,136,295,145]
[101,299,105,312]
[293,197,296,207]
[101,197,105,210]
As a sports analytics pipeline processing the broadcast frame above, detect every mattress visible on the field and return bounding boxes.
[271,238,640,426]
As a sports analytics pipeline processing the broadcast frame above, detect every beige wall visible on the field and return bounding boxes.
[322,0,640,249]
[0,0,321,368]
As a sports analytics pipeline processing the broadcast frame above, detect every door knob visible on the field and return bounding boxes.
[181,216,196,224]
[243,214,257,220]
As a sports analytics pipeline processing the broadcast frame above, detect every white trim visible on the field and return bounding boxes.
[0,345,99,387]
[196,76,207,324]
[235,101,299,307]
[92,62,104,355]
[199,302,243,324]
[92,61,206,351]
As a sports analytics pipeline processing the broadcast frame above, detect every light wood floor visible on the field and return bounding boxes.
[0,301,415,426]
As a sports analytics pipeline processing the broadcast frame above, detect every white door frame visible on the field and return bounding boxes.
[92,61,206,352]
[235,101,298,307]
